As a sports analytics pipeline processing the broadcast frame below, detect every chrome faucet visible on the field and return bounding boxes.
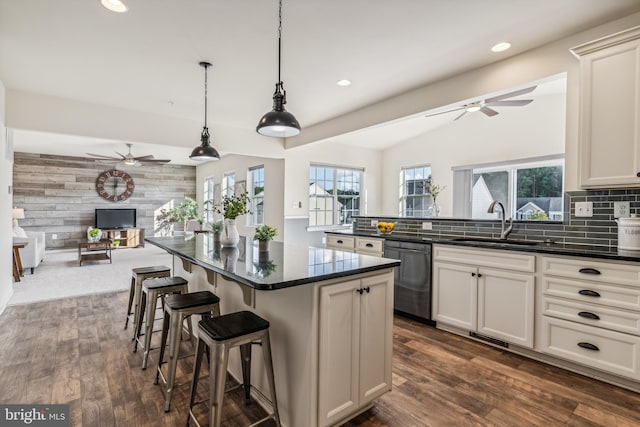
[488,201,513,240]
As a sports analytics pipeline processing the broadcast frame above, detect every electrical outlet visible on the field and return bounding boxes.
[371,220,378,226]
[422,222,433,230]
[614,201,630,218]
[575,201,593,217]
[52,234,58,240]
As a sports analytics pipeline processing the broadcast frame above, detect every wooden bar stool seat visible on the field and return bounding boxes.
[186,310,281,427]
[154,290,221,412]
[134,276,189,369]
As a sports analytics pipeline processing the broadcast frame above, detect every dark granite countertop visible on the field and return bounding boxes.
[146,235,400,291]
[326,230,640,262]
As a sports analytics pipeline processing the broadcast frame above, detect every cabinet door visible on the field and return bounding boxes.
[318,279,360,426]
[576,33,640,187]
[359,274,393,405]
[432,262,477,330]
[477,268,535,348]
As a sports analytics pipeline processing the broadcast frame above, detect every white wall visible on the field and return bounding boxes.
[196,154,285,242]
[381,92,566,217]
[0,80,14,314]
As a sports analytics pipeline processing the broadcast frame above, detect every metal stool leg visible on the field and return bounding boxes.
[142,290,159,369]
[154,311,171,385]
[133,291,146,353]
[164,311,184,412]
[124,276,135,330]
[239,343,252,404]
[209,343,230,427]
[187,337,206,427]
[261,331,281,426]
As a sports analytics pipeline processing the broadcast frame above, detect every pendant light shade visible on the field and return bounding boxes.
[190,61,220,161]
[256,0,301,138]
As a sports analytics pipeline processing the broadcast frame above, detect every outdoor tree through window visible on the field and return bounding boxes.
[309,165,362,227]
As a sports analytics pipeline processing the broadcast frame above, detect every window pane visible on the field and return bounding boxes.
[515,165,563,221]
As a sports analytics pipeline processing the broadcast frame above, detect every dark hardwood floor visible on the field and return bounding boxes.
[1,291,640,426]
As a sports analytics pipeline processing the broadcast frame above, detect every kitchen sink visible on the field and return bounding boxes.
[451,237,541,246]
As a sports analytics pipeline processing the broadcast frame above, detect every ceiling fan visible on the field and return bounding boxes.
[425,86,537,121]
[86,143,170,166]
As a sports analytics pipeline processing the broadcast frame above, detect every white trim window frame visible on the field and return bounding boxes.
[399,164,432,217]
[309,164,363,228]
[249,165,265,226]
[222,172,236,199]
[203,176,215,223]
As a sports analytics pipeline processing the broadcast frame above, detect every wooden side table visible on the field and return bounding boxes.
[78,239,112,266]
[12,241,26,282]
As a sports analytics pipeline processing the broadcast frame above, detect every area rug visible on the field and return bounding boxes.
[9,245,173,306]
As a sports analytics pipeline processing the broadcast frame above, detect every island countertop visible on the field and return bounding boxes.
[145,235,400,291]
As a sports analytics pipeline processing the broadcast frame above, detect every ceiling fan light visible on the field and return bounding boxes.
[100,0,128,13]
[491,42,511,52]
[466,105,482,113]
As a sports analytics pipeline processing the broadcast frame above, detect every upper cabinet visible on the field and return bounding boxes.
[572,26,640,188]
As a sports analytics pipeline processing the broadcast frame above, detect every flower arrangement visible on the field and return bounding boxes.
[215,192,251,220]
[426,177,446,204]
[211,220,224,233]
[156,197,201,234]
[253,224,278,241]
[88,228,100,238]
[377,221,396,234]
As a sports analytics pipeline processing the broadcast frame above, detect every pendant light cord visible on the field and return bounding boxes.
[203,63,209,130]
[278,0,282,85]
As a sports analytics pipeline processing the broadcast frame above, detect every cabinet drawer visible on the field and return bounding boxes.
[433,245,535,273]
[540,317,640,380]
[543,296,640,336]
[326,235,355,251]
[542,256,640,287]
[356,237,383,254]
[542,276,640,311]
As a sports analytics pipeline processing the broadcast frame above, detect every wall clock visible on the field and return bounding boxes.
[95,169,135,202]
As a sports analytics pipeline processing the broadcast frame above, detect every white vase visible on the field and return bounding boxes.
[221,218,240,247]
[220,246,239,273]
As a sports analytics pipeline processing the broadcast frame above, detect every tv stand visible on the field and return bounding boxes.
[101,228,144,249]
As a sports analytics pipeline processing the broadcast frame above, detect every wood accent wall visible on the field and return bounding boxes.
[12,152,196,249]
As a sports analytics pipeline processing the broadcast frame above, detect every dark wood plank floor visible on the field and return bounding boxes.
[1,291,640,426]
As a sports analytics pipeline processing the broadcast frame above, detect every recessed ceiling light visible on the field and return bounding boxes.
[491,42,511,53]
[101,0,128,13]
[337,79,352,87]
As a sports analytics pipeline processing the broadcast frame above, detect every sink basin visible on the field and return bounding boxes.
[452,237,541,246]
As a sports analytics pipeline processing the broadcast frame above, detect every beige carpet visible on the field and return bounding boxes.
[9,245,173,306]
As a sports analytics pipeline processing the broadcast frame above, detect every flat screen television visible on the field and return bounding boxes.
[95,208,137,229]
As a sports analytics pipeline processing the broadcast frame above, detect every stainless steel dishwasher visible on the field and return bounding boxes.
[383,240,434,324]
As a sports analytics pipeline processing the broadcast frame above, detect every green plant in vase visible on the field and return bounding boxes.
[88,227,101,242]
[253,224,278,252]
[214,192,251,246]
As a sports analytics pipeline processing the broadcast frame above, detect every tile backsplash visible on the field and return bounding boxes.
[354,189,640,248]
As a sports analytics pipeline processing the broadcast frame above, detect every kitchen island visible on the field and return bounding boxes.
[146,235,400,427]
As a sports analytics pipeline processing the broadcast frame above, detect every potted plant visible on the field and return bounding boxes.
[87,227,101,242]
[155,197,200,235]
[214,192,251,247]
[211,220,224,243]
[112,239,121,248]
[253,224,277,252]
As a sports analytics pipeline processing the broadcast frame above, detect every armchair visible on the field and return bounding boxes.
[14,231,46,274]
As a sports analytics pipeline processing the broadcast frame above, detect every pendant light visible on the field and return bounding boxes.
[256,0,301,138]
[190,61,220,161]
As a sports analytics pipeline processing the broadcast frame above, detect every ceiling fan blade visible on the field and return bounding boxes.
[133,155,155,160]
[484,85,537,104]
[138,159,170,164]
[114,151,129,160]
[86,153,121,160]
[453,111,468,121]
[480,106,499,117]
[486,99,533,107]
[425,106,465,118]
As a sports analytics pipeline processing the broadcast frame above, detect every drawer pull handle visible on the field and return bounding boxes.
[337,240,343,244]
[365,243,373,248]
[578,342,600,351]
[578,290,601,297]
[471,272,476,277]
[578,267,601,275]
[578,311,600,320]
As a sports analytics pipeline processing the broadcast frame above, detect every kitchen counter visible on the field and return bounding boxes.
[145,234,398,427]
[145,234,400,290]
[326,230,640,262]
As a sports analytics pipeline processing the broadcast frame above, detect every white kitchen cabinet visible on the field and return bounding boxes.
[325,234,355,252]
[318,273,393,426]
[540,255,640,381]
[571,26,640,188]
[355,236,384,257]
[433,245,536,348]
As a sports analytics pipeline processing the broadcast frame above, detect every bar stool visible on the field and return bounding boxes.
[125,265,171,333]
[186,311,281,427]
[154,290,221,412]
[134,276,189,369]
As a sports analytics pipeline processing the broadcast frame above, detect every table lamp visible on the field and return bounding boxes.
[12,207,25,227]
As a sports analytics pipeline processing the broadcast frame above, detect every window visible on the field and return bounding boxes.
[309,165,362,227]
[203,177,214,223]
[249,166,265,225]
[400,165,433,217]
[222,173,235,199]
[466,157,564,221]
